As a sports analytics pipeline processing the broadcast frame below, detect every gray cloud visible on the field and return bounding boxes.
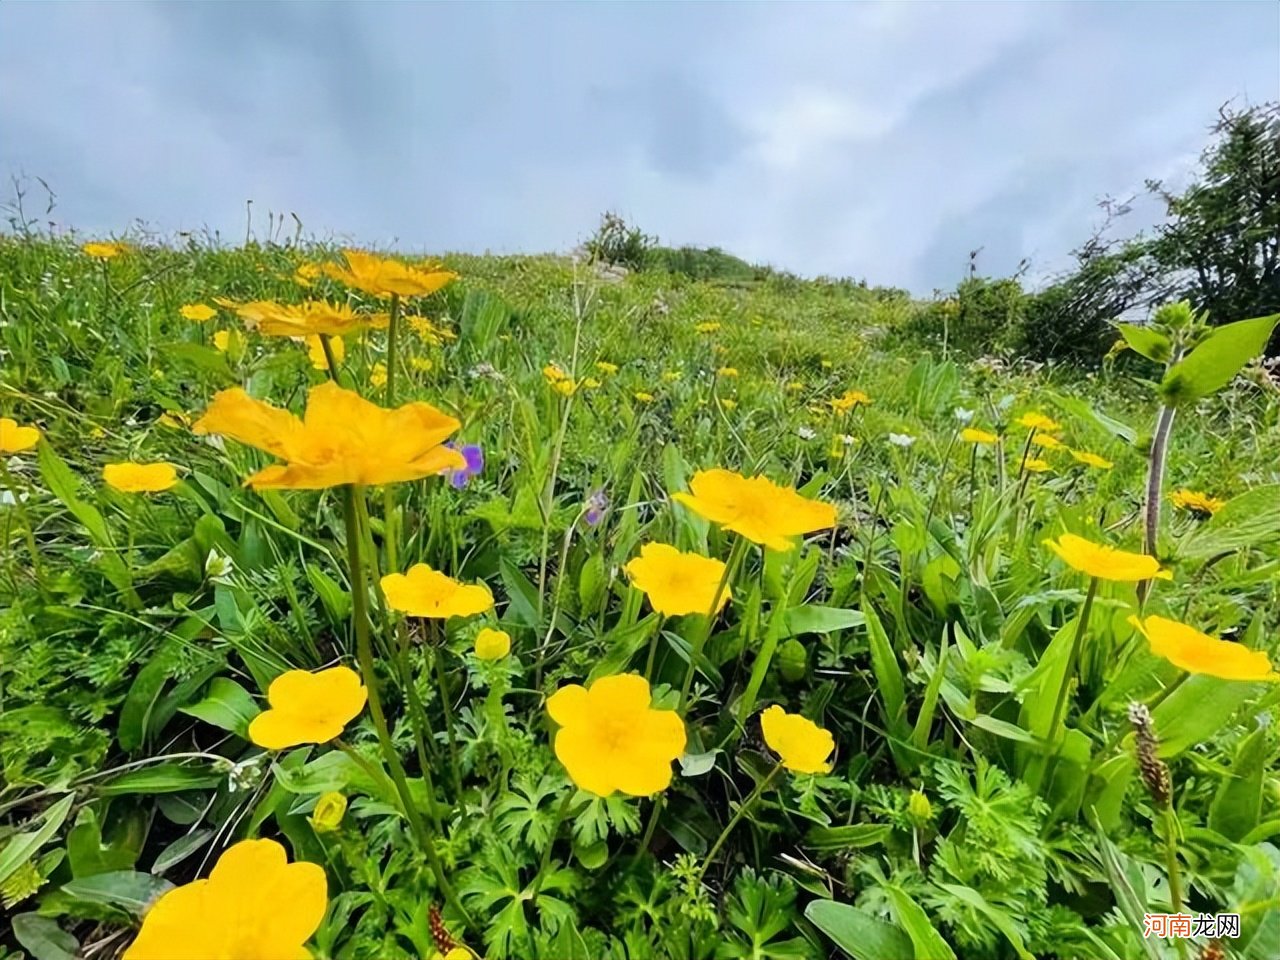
[1,1,1276,292]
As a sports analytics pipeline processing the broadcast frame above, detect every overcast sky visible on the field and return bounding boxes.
[1,2,1276,293]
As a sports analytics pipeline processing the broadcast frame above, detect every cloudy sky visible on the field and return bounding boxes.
[1,2,1276,293]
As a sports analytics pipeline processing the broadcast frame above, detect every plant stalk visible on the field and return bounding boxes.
[695,762,782,885]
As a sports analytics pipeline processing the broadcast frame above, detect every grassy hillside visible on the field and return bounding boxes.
[1,234,1278,959]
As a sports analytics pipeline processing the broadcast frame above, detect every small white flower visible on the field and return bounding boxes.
[888,432,916,448]
[841,434,856,446]
[205,548,234,584]
[953,407,975,424]
[797,426,816,441]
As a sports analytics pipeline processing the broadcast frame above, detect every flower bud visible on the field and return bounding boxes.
[309,791,347,833]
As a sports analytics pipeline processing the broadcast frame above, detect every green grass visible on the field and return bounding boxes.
[1,234,1278,959]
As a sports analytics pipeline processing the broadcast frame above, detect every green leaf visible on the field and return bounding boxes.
[165,342,235,381]
[1178,485,1280,560]
[152,829,214,874]
[178,677,260,737]
[1152,675,1263,757]
[781,604,865,636]
[499,555,540,627]
[885,885,956,960]
[11,915,78,960]
[0,794,75,887]
[1160,312,1280,406]
[1208,724,1271,841]
[1044,390,1138,444]
[98,763,225,796]
[61,870,174,917]
[577,553,606,614]
[936,884,1034,960]
[1090,812,1161,960]
[804,900,914,960]
[862,603,905,731]
[1115,323,1172,362]
[969,714,1036,743]
[588,614,658,681]
[805,823,892,852]
[912,636,949,751]
[306,563,351,625]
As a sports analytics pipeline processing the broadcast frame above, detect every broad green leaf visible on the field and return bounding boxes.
[577,552,606,614]
[178,677,260,737]
[0,794,75,887]
[1045,390,1137,444]
[912,636,949,751]
[61,870,174,917]
[862,603,905,731]
[1178,485,1280,560]
[1115,322,1171,363]
[936,884,1034,960]
[885,885,956,960]
[1152,675,1263,757]
[499,555,540,627]
[1090,812,1161,960]
[969,714,1036,743]
[306,563,351,625]
[98,763,225,796]
[152,829,214,874]
[588,614,658,681]
[1208,724,1270,841]
[805,823,892,852]
[781,604,865,636]
[11,915,78,960]
[804,900,914,960]
[1160,312,1280,406]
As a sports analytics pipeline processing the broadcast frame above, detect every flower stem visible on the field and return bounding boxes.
[695,762,782,885]
[320,334,341,381]
[431,619,464,798]
[1046,576,1099,748]
[643,615,667,682]
[383,293,402,575]
[0,458,45,590]
[1162,803,1185,912]
[1139,404,1177,606]
[529,789,574,905]
[678,534,747,714]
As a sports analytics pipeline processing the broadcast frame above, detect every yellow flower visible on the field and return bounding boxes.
[718,398,737,410]
[293,262,322,287]
[381,563,494,619]
[672,468,837,551]
[1128,615,1278,682]
[717,367,740,378]
[546,674,685,796]
[961,427,998,445]
[1023,457,1052,473]
[248,666,367,749]
[552,378,578,397]
[309,791,347,833]
[324,249,458,299]
[1070,449,1113,470]
[695,322,721,334]
[408,315,452,344]
[634,391,655,403]
[226,299,389,338]
[595,361,619,375]
[624,543,731,617]
[474,627,512,660]
[543,363,569,382]
[82,241,127,259]
[1043,533,1172,582]
[662,370,681,382]
[829,389,871,413]
[370,362,388,388]
[0,418,40,453]
[212,330,231,352]
[1031,433,1064,450]
[305,334,344,371]
[191,381,465,489]
[786,381,805,392]
[410,356,435,373]
[156,412,189,431]
[180,303,216,322]
[582,377,602,389]
[123,839,326,960]
[103,462,179,493]
[1015,412,1061,432]
[820,359,833,369]
[760,704,834,773]
[1170,489,1224,517]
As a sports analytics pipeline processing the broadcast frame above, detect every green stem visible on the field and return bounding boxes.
[0,458,45,590]
[695,762,782,884]
[643,615,667,682]
[125,496,139,570]
[632,794,665,867]
[431,619,464,798]
[320,334,341,381]
[1046,577,1099,748]
[529,789,574,904]
[382,295,402,576]
[1162,803,1186,960]
[678,535,747,714]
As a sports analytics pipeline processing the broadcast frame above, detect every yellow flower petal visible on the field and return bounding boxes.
[1128,615,1278,682]
[624,543,730,617]
[672,468,836,551]
[324,249,457,299]
[248,667,367,750]
[961,428,998,445]
[474,627,511,660]
[760,704,835,773]
[180,303,217,322]
[0,418,40,453]
[103,462,179,493]
[1044,533,1171,582]
[381,563,494,619]
[1070,449,1113,470]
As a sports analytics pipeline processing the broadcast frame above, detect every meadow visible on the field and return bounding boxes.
[0,231,1277,960]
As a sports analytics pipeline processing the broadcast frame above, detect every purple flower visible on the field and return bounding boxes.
[584,488,608,526]
[447,443,484,489]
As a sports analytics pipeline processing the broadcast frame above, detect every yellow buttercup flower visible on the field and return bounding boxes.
[717,366,740,378]
[1031,433,1064,450]
[672,468,837,551]
[786,381,805,392]
[829,389,871,413]
[1015,412,1061,432]
[1129,615,1278,682]
[410,356,435,373]
[662,370,681,382]
[961,427,998,445]
[381,563,494,619]
[1170,489,1224,517]
[695,322,721,334]
[407,315,453,344]
[718,398,737,410]
[305,334,345,371]
[595,361,619,375]
[820,359,833,370]
[582,377,602,389]
[543,363,569,383]
[370,362,388,389]
[293,262,322,287]
[248,666,367,749]
[474,627,512,660]
[180,303,217,322]
[546,674,686,797]
[0,418,40,453]
[123,839,326,960]
[103,462,179,493]
[82,241,127,259]
[259,301,389,338]
[191,381,465,489]
[624,543,731,617]
[1044,533,1171,582]
[634,391,655,403]
[156,412,189,431]
[760,705,835,773]
[212,330,231,352]
[1070,449,1113,470]
[552,378,578,397]
[309,791,348,833]
[1023,457,1052,473]
[324,249,458,299]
